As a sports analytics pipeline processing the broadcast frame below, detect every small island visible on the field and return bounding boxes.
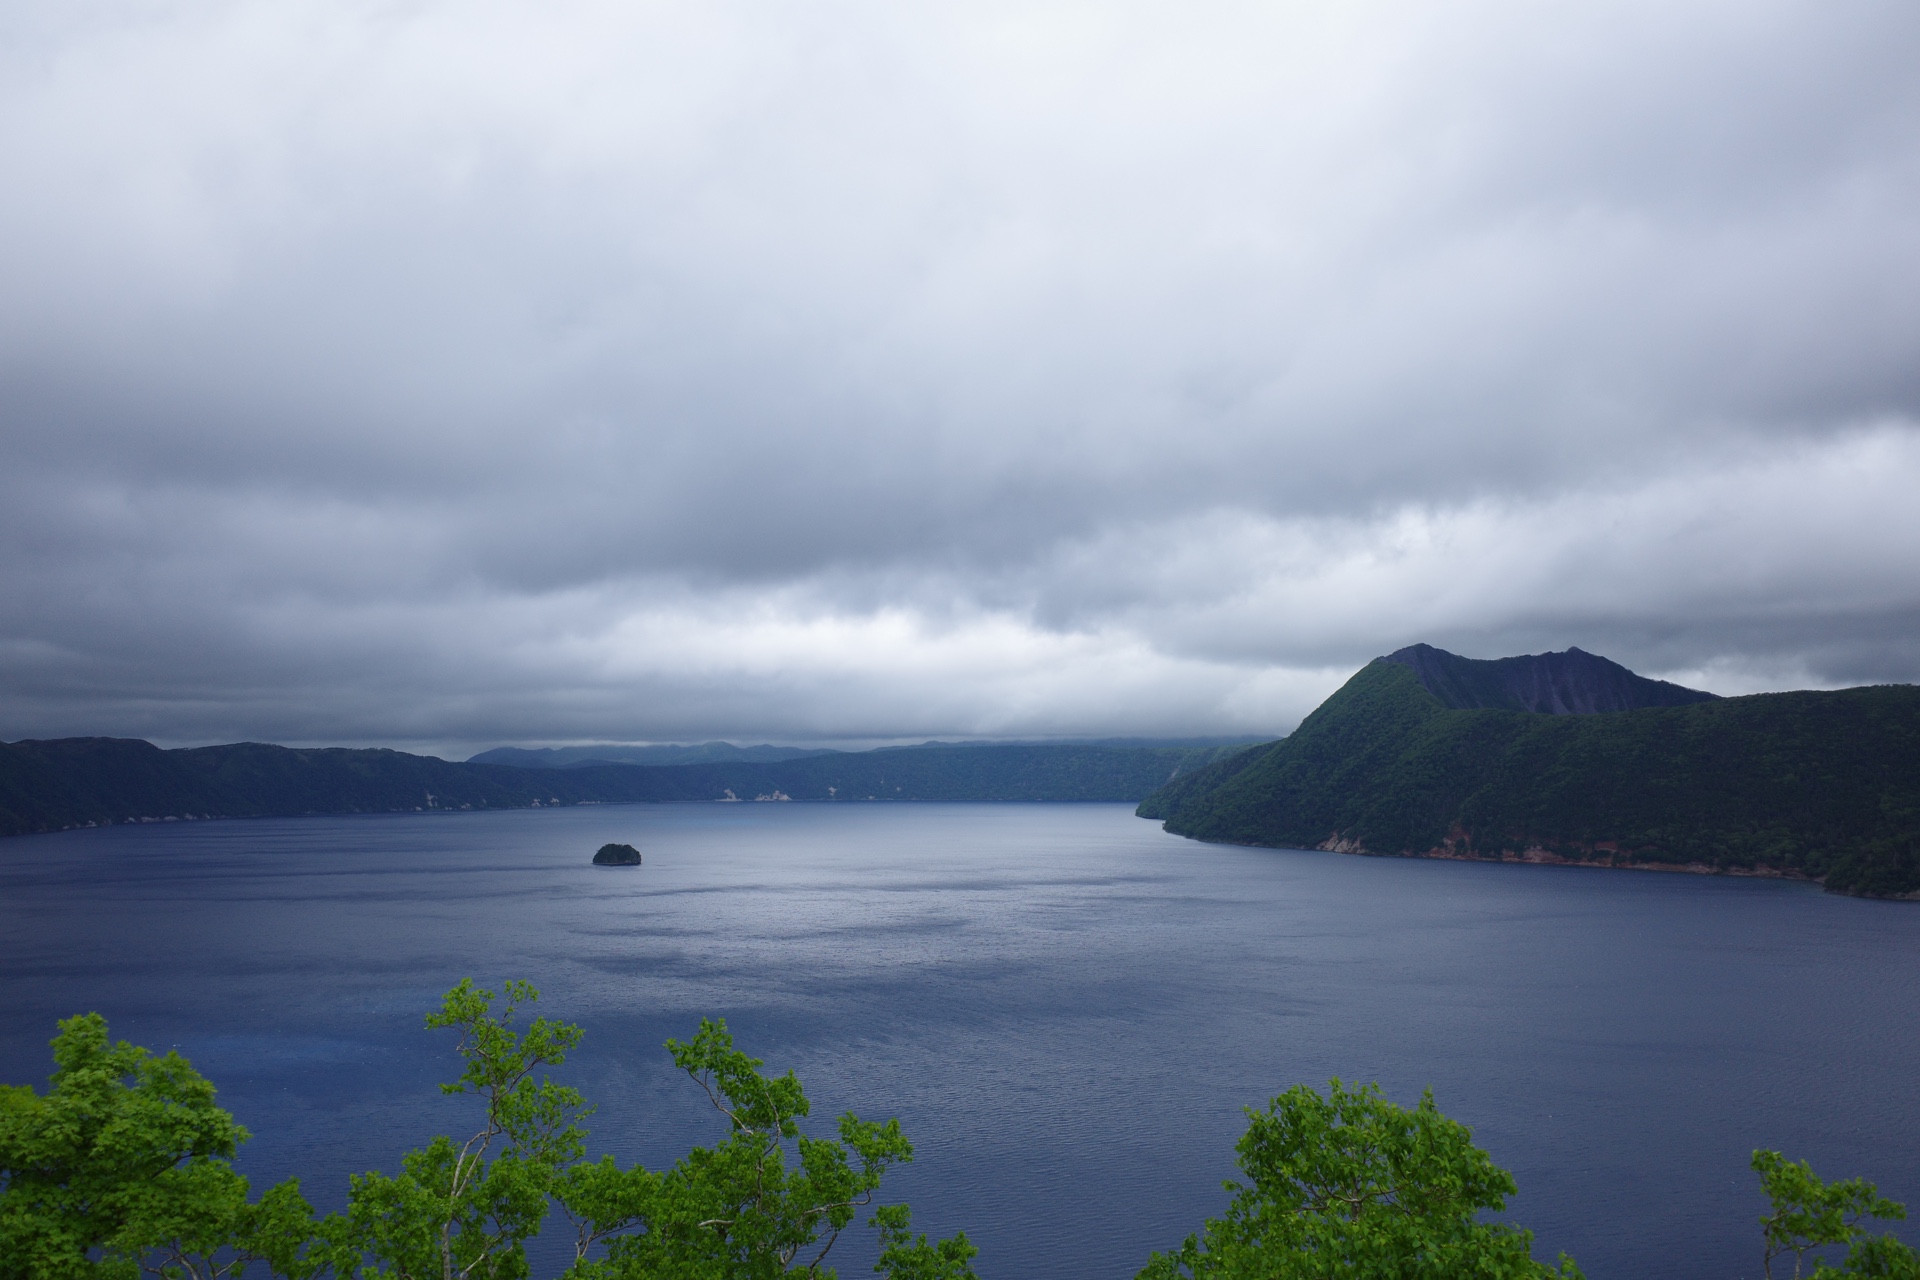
[592,842,642,866]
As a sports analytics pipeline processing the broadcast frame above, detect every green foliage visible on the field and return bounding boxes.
[1138,1080,1579,1280]
[869,1205,980,1280]
[1141,661,1920,898]
[1753,1150,1918,1279]
[0,982,971,1280]
[14,985,1914,1280]
[305,984,970,1280]
[315,979,588,1279]
[0,1012,314,1280]
[555,1017,973,1280]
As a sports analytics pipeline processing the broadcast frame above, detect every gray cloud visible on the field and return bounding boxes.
[3,0,1919,754]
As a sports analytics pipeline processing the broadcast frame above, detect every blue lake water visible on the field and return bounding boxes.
[0,802,1915,1278]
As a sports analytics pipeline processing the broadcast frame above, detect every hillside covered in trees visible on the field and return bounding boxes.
[0,738,1250,837]
[1139,649,1920,900]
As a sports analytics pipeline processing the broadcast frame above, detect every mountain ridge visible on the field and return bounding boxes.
[1382,642,1718,713]
[469,743,841,768]
[469,736,1268,769]
[1138,647,1920,899]
[0,738,1252,838]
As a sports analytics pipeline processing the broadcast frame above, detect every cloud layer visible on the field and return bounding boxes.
[4,0,1919,753]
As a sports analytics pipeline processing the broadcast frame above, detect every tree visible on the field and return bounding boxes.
[314,978,588,1279]
[2,982,968,1280]
[9,994,1920,1280]
[1138,1079,1580,1280]
[1752,1150,1918,1279]
[553,1017,975,1280]
[312,981,974,1280]
[0,1012,314,1280]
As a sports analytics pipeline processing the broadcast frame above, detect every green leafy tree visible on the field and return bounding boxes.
[1138,1079,1580,1280]
[1752,1150,1918,1279]
[0,1012,314,1280]
[314,979,589,1280]
[553,1017,975,1280]
[308,982,971,1280]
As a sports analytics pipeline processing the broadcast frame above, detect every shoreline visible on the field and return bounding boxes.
[1311,835,1920,900]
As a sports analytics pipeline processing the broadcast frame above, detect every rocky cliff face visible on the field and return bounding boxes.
[1381,643,1717,714]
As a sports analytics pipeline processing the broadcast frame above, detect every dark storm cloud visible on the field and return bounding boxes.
[3,0,1919,753]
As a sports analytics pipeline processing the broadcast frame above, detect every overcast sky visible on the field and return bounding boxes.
[3,0,1918,755]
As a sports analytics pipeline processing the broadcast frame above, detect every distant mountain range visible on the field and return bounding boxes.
[0,738,1258,838]
[1139,645,1920,900]
[469,742,841,768]
[468,737,1260,769]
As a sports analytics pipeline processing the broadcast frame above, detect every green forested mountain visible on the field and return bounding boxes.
[1138,655,1920,899]
[0,738,1247,838]
[468,737,1256,769]
[0,739,560,833]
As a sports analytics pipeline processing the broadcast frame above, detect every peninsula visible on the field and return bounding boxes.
[1138,645,1920,900]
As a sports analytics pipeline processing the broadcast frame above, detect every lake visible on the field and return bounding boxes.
[1,802,1915,1278]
